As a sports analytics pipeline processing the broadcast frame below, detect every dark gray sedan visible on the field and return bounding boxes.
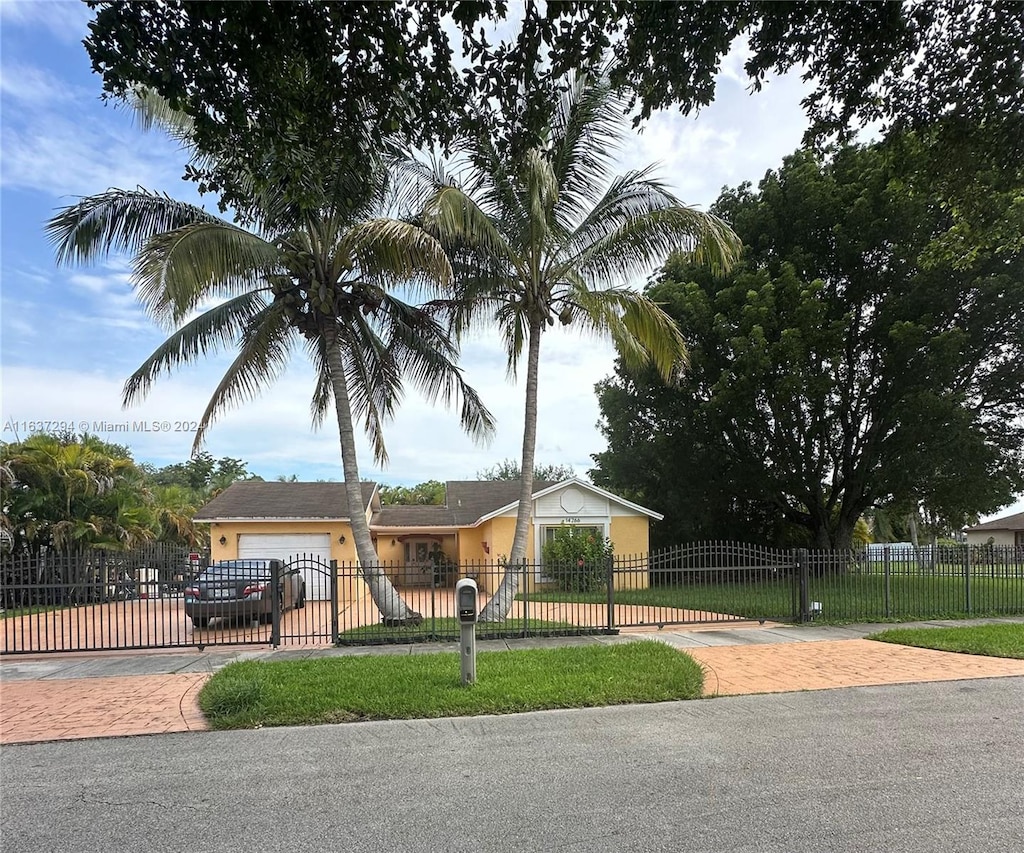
[184,559,306,628]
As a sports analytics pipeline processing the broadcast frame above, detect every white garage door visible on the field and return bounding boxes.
[237,534,332,600]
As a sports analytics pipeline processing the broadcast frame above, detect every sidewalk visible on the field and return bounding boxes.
[3,617,1023,745]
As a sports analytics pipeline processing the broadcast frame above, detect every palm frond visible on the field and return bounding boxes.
[184,302,297,451]
[122,291,271,406]
[376,296,497,444]
[569,286,689,383]
[560,174,741,286]
[335,316,399,465]
[129,87,196,144]
[341,218,453,295]
[421,185,518,267]
[547,69,624,225]
[133,221,280,326]
[494,301,530,380]
[47,188,220,267]
[305,336,334,429]
[523,149,558,251]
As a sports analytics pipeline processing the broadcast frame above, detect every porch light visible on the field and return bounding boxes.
[339,535,346,544]
[218,536,227,546]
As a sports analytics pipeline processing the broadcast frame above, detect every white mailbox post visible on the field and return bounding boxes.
[455,578,478,685]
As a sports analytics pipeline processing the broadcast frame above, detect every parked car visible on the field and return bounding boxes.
[184,559,305,628]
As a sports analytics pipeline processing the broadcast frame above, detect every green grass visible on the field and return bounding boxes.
[0,605,63,619]
[522,573,1024,624]
[335,616,585,643]
[868,623,1024,658]
[198,641,704,730]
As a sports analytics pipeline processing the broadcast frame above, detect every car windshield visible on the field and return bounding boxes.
[199,564,271,582]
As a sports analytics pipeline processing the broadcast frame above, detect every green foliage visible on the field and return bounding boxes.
[541,526,614,593]
[0,434,245,551]
[476,460,576,482]
[1,433,154,552]
[149,452,259,493]
[378,480,447,505]
[85,2,1022,234]
[592,140,1024,549]
[198,642,704,729]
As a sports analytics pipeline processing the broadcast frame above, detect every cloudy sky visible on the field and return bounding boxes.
[1,1,1019,522]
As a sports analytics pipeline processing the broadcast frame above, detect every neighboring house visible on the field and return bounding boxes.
[964,511,1024,547]
[194,478,661,598]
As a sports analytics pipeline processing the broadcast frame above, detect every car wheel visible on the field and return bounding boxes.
[296,584,306,609]
[191,616,208,628]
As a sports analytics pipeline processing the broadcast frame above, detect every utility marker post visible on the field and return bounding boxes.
[455,578,478,685]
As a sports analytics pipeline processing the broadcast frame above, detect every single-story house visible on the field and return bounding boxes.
[964,510,1024,547]
[194,478,660,598]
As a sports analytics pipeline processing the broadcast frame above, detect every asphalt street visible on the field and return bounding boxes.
[2,678,1022,853]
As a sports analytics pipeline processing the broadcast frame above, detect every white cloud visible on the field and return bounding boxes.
[0,0,91,43]
[0,61,89,103]
[1,116,188,198]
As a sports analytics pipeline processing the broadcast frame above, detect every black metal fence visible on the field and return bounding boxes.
[3,542,1022,654]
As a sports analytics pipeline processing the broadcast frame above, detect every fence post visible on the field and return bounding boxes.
[797,549,810,622]
[521,560,529,637]
[964,546,972,615]
[606,555,616,634]
[330,560,339,644]
[270,560,281,647]
[884,547,891,619]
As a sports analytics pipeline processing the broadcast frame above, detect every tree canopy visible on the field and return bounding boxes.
[476,460,577,483]
[83,1,1023,219]
[378,480,447,506]
[591,140,1024,549]
[0,435,255,552]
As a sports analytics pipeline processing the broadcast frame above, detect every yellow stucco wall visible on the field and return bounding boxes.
[208,520,356,562]
[206,505,655,598]
[610,515,650,556]
[609,516,651,590]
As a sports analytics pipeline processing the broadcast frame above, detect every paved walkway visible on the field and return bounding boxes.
[2,617,1023,745]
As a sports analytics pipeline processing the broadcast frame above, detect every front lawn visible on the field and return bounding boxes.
[867,623,1024,658]
[521,573,1024,624]
[198,641,704,729]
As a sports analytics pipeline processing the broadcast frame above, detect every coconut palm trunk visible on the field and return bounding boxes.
[412,68,741,622]
[323,326,422,625]
[478,314,543,621]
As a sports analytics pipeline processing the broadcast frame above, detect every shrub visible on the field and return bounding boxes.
[542,526,613,592]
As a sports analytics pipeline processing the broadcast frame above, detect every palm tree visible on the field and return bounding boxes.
[408,69,741,619]
[47,103,495,625]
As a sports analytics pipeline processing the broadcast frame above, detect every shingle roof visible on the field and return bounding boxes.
[965,511,1024,532]
[373,506,458,527]
[370,481,554,528]
[193,478,658,528]
[194,481,377,521]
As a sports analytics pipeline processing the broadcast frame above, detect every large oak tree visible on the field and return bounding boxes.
[83,1,1022,229]
[592,141,1024,549]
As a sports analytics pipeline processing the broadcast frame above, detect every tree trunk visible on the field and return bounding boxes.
[323,327,421,625]
[478,314,544,622]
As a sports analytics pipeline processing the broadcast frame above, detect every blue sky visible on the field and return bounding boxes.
[1,1,1020,522]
